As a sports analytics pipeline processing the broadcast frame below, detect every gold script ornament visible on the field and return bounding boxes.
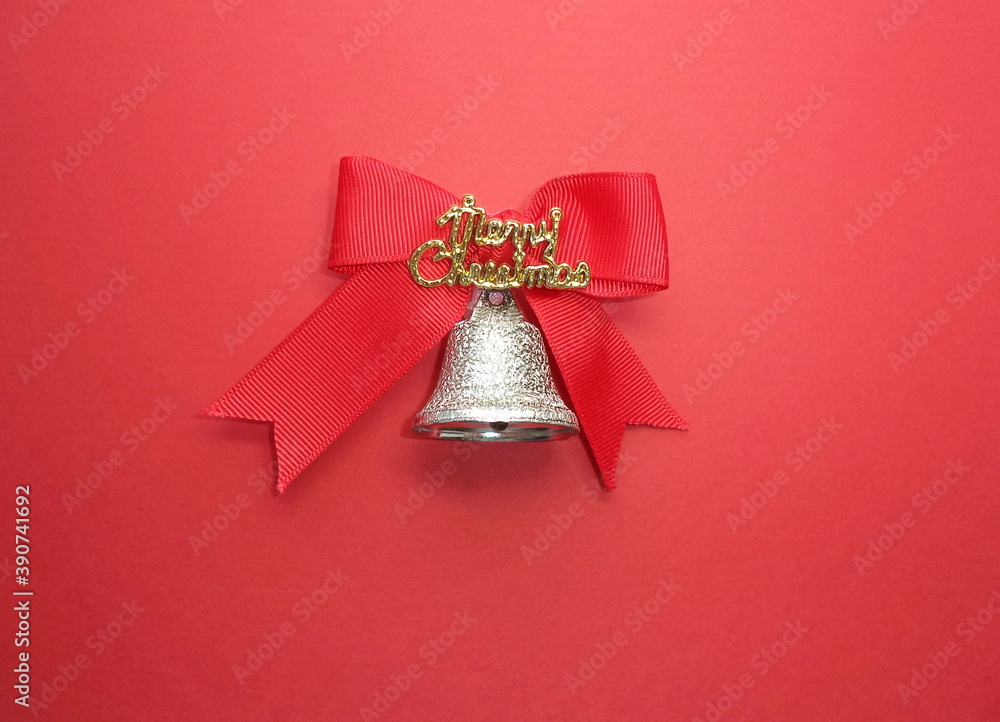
[408,195,591,290]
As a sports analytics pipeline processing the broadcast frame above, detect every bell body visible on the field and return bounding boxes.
[413,289,578,441]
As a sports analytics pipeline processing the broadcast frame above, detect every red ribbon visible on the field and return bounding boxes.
[205,157,686,491]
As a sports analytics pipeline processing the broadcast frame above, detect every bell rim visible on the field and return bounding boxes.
[415,405,578,426]
[413,418,579,441]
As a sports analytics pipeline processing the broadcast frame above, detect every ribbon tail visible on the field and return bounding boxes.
[527,292,687,489]
[204,264,467,491]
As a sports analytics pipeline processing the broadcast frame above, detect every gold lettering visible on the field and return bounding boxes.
[408,195,589,290]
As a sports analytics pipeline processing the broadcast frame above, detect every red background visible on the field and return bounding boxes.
[3,0,999,720]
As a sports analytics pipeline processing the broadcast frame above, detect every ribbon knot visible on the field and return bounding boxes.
[205,156,686,491]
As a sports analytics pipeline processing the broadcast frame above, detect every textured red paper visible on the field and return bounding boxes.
[2,1,998,720]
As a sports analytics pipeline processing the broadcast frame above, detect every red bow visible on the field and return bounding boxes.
[205,157,686,491]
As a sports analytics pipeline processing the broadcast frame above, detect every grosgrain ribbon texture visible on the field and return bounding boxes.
[204,156,687,491]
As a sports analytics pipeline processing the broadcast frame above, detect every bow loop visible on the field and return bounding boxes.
[328,157,459,272]
[525,171,670,298]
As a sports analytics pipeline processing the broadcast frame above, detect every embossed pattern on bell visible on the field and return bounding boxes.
[413,289,579,441]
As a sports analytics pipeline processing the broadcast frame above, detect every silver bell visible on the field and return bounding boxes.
[413,289,579,441]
